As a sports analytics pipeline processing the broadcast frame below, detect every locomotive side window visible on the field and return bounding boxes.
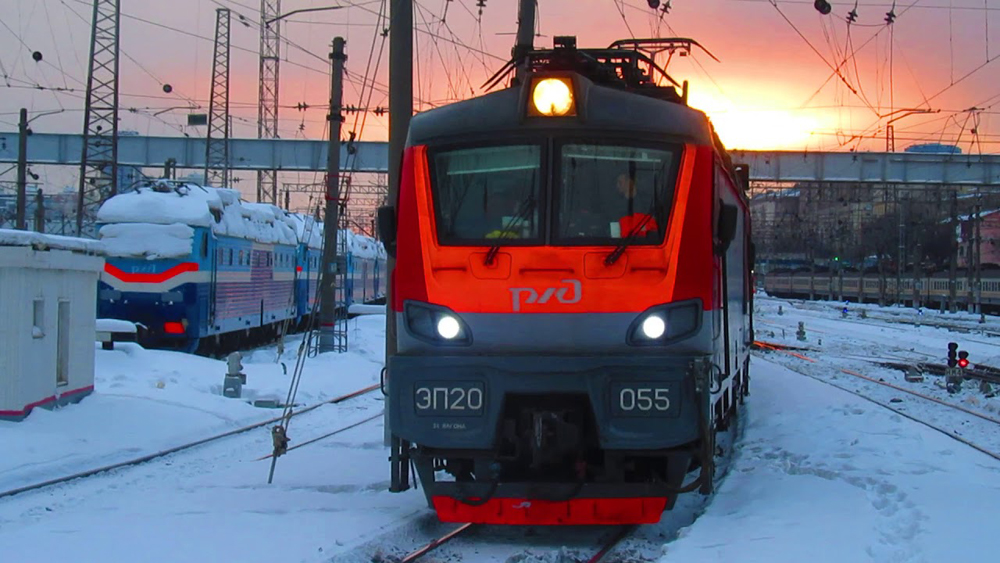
[429,145,542,244]
[556,143,678,245]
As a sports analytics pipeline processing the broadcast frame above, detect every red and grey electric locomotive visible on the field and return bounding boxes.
[378,37,753,525]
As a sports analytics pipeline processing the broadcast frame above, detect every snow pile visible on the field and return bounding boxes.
[285,213,386,259]
[95,319,137,334]
[0,228,105,255]
[96,181,221,227]
[344,230,384,259]
[287,213,323,249]
[97,180,297,246]
[98,223,195,259]
[96,180,386,258]
[225,202,298,246]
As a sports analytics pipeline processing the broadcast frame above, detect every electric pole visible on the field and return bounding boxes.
[34,190,45,233]
[975,187,983,320]
[386,0,413,492]
[949,189,958,313]
[896,187,904,305]
[16,108,27,230]
[318,37,347,354]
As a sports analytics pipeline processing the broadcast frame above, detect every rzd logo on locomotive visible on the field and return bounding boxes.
[509,279,582,312]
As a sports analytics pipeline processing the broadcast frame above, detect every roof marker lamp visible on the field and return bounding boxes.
[531,78,576,117]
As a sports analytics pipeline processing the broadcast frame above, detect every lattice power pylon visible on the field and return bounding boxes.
[204,8,232,188]
[76,0,121,236]
[257,0,281,204]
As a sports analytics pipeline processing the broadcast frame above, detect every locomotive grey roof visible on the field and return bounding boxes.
[407,74,715,147]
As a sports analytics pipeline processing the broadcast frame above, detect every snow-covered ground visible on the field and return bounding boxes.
[0,317,387,494]
[2,302,1000,562]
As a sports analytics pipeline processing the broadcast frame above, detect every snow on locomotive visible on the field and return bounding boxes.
[96,179,385,352]
[380,37,753,525]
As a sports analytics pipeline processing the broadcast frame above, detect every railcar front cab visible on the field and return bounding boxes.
[380,42,750,525]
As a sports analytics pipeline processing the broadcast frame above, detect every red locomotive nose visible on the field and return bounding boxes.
[958,358,969,368]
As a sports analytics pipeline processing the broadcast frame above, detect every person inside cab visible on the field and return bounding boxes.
[613,172,659,238]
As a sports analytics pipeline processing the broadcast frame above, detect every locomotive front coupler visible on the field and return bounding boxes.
[529,409,583,469]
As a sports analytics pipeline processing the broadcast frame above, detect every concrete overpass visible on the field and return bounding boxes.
[2,132,1000,185]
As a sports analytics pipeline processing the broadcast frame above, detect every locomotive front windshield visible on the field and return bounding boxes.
[428,141,679,246]
[431,145,543,244]
[556,143,678,245]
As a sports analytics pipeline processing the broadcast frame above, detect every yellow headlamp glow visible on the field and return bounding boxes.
[531,78,575,117]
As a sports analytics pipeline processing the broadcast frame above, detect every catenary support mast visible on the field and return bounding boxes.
[205,8,232,188]
[258,0,281,204]
[76,0,121,236]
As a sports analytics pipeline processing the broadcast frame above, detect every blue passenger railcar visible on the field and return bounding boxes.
[97,180,385,352]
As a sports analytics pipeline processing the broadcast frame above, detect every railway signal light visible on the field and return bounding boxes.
[958,350,970,369]
[947,342,958,368]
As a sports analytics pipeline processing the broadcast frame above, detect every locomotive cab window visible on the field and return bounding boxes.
[429,144,542,244]
[555,143,679,245]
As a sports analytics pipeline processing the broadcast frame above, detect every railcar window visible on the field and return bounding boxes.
[429,145,542,244]
[555,143,678,245]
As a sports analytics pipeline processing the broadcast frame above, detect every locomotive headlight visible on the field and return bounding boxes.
[531,78,575,117]
[437,315,461,339]
[404,301,472,346]
[628,299,702,346]
[641,315,666,339]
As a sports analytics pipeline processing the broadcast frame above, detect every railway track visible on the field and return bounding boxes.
[0,383,381,500]
[382,403,747,563]
[393,522,637,563]
[766,298,1000,340]
[754,341,1000,463]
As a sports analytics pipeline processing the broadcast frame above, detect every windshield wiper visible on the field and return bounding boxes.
[485,196,535,266]
[605,171,663,266]
[604,212,656,266]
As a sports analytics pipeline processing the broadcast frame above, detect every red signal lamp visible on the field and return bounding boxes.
[958,358,969,368]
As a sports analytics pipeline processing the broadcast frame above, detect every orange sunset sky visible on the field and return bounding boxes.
[2,0,999,156]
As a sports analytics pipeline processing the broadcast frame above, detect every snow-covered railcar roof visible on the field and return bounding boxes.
[96,179,386,257]
[0,228,105,255]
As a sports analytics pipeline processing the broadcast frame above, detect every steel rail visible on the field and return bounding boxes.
[753,349,1000,463]
[399,523,476,563]
[0,383,380,500]
[755,341,1000,426]
[255,411,383,461]
[585,525,637,563]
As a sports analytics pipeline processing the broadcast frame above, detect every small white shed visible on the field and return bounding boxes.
[0,229,105,421]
